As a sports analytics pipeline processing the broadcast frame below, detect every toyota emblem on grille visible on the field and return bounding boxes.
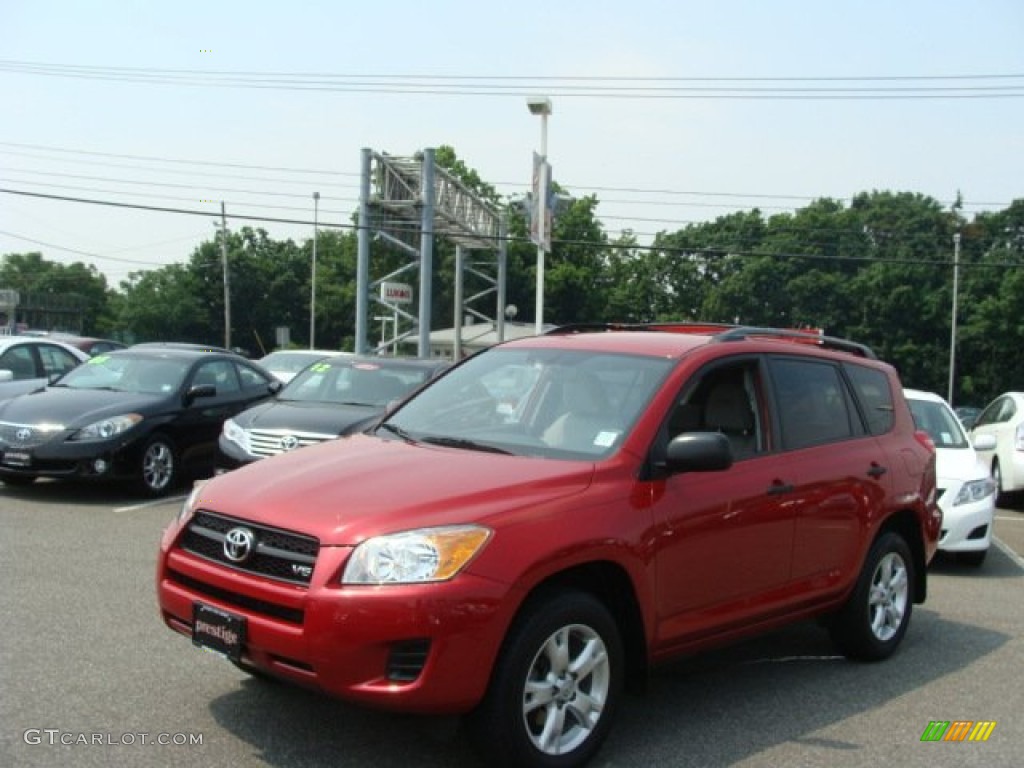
[280,435,299,451]
[15,427,33,442]
[223,527,255,562]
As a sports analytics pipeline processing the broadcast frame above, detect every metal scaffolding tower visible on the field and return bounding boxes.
[355,148,506,357]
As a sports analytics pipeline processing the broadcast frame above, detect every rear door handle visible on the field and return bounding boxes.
[867,463,887,478]
[767,480,795,495]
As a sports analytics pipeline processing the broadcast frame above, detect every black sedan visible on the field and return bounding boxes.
[218,355,448,467]
[0,347,280,495]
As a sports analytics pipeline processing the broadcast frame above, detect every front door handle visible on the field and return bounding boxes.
[767,480,794,496]
[867,463,887,478]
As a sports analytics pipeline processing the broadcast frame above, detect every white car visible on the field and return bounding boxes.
[905,389,996,566]
[0,335,90,401]
[970,391,1024,503]
[256,349,345,384]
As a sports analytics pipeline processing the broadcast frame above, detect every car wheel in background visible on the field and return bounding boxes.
[468,589,623,768]
[829,531,914,661]
[139,435,178,496]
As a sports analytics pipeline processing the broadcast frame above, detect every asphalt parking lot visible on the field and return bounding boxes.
[1,481,1022,768]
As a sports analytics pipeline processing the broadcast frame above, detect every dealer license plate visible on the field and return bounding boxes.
[1,451,32,467]
[192,602,246,661]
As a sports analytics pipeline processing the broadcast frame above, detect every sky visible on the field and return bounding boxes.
[1,0,1022,286]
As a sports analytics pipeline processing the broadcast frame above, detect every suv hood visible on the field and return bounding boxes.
[195,433,595,545]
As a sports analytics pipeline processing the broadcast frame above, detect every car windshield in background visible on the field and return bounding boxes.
[383,347,674,459]
[282,359,433,407]
[907,396,970,449]
[57,354,189,394]
[259,351,333,375]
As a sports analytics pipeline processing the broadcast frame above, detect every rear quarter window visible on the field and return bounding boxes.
[843,363,894,436]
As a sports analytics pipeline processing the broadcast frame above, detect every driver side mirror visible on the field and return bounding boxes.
[0,369,12,383]
[186,384,217,404]
[662,432,734,475]
[972,433,996,451]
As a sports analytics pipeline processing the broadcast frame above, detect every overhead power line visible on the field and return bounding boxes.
[2,60,1023,99]
[0,141,1011,212]
[3,187,1023,270]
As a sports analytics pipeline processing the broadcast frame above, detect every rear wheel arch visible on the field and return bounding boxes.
[878,510,928,603]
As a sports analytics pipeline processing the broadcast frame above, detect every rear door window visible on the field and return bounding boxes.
[770,358,856,450]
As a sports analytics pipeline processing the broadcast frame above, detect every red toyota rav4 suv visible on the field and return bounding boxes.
[157,324,940,768]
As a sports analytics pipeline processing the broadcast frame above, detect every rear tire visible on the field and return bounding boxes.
[468,590,623,768]
[829,531,914,661]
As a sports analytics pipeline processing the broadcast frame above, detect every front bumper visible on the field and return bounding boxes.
[157,532,514,714]
[216,435,257,469]
[0,436,138,482]
[937,495,995,553]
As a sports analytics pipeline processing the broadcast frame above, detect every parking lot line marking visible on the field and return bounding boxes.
[993,536,1024,571]
[994,514,1024,522]
[114,494,186,513]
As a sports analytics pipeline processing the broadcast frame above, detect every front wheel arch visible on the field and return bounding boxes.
[468,589,624,768]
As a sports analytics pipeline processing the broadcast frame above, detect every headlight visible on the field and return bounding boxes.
[69,413,142,442]
[222,418,251,453]
[953,478,996,506]
[342,525,491,585]
[177,480,209,523]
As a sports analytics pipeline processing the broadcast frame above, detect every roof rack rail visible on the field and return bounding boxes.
[545,322,737,336]
[544,322,876,359]
[712,326,876,359]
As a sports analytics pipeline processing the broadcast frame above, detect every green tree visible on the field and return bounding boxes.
[1,251,114,334]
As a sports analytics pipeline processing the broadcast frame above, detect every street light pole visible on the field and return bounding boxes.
[527,96,552,335]
[948,232,961,405]
[310,191,319,349]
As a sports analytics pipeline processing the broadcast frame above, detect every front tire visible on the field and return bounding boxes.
[468,590,623,768]
[138,435,178,496]
[830,531,914,661]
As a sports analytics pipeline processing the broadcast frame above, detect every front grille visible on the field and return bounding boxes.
[180,511,319,585]
[247,428,333,458]
[168,569,304,624]
[0,421,64,450]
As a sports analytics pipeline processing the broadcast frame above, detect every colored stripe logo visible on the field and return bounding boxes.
[920,721,996,742]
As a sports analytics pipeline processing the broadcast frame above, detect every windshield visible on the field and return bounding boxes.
[383,347,674,460]
[58,354,189,394]
[907,397,969,449]
[260,351,329,374]
[282,359,432,406]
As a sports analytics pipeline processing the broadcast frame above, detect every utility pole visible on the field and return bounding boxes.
[948,232,960,405]
[220,202,231,350]
[310,191,319,349]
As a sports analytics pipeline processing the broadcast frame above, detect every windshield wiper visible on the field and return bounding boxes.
[377,422,417,443]
[420,436,512,455]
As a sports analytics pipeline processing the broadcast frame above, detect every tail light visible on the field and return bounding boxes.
[914,429,936,453]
